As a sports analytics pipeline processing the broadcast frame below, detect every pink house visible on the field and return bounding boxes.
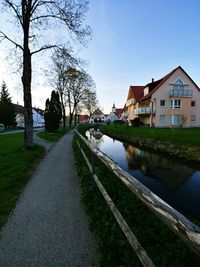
[125,66,200,127]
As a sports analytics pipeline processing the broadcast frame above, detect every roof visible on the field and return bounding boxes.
[13,103,24,114]
[138,66,200,102]
[34,107,45,116]
[114,108,124,118]
[127,86,144,102]
[91,109,104,116]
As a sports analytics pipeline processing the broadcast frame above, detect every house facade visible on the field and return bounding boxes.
[107,103,124,122]
[89,109,105,123]
[13,103,44,127]
[125,66,200,127]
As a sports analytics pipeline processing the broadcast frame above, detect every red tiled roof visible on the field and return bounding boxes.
[114,108,124,118]
[127,86,144,102]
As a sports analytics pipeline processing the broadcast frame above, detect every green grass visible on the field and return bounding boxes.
[101,124,200,147]
[37,127,71,142]
[73,126,200,266]
[0,133,45,229]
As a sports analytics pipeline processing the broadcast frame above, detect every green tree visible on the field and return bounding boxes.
[44,90,62,132]
[0,81,16,128]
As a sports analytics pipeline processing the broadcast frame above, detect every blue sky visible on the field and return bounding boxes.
[0,0,200,113]
[78,0,200,113]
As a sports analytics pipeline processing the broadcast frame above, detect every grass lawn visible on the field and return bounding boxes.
[37,127,71,142]
[101,124,200,147]
[0,133,45,229]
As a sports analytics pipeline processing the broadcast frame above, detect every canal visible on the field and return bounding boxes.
[86,129,200,220]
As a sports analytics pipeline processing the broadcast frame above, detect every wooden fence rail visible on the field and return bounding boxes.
[75,129,200,259]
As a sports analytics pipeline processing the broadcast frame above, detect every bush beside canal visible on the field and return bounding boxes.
[101,125,200,163]
[73,126,200,266]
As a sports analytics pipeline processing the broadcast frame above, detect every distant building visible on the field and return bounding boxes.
[13,103,44,127]
[77,114,89,124]
[106,103,124,122]
[125,66,200,127]
[89,109,105,123]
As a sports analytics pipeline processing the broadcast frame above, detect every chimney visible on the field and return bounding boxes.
[152,78,154,83]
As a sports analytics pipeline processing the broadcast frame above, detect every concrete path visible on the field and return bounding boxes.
[0,131,99,266]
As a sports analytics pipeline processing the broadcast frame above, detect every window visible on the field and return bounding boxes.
[160,115,166,123]
[160,100,166,107]
[171,115,182,125]
[191,101,196,107]
[174,79,184,90]
[171,99,181,109]
[191,115,196,121]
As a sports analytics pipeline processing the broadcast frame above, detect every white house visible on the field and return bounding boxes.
[89,109,106,123]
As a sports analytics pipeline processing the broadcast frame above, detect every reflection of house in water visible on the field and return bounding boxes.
[85,128,104,148]
[124,144,194,191]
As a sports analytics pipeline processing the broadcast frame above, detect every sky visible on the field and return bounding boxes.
[0,0,200,114]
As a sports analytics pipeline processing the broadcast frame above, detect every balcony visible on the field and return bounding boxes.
[169,89,193,98]
[134,107,151,115]
[126,98,135,106]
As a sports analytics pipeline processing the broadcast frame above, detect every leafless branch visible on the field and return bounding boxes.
[5,0,23,27]
[0,31,23,50]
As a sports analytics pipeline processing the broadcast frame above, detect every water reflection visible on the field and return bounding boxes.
[124,144,194,191]
[85,129,200,219]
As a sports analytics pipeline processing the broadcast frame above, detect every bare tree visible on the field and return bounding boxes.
[0,0,91,147]
[65,67,95,127]
[82,88,98,118]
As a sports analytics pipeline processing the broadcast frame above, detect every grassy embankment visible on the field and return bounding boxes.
[37,126,71,142]
[101,124,200,146]
[74,125,200,267]
[0,133,45,229]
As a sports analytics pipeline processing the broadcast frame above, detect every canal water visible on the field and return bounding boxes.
[86,129,200,219]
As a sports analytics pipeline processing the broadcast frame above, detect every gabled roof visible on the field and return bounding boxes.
[139,66,200,102]
[91,109,104,116]
[127,86,144,102]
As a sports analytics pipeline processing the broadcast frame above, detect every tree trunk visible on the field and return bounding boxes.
[69,112,73,127]
[22,7,33,148]
[60,93,66,129]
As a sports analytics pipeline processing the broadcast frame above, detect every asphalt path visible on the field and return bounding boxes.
[0,130,99,266]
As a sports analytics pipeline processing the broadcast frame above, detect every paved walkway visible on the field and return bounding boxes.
[0,131,98,266]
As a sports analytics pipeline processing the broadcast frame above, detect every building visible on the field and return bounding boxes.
[125,66,200,127]
[89,109,106,123]
[13,103,44,127]
[107,103,124,122]
[77,114,89,124]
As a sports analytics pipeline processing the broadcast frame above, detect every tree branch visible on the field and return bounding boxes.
[5,0,23,27]
[0,31,23,50]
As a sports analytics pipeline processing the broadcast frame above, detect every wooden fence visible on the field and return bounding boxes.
[75,130,200,266]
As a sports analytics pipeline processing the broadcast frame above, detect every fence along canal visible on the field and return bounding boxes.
[75,130,200,266]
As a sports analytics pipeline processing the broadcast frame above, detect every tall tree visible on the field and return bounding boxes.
[65,67,95,127]
[0,0,91,148]
[44,90,62,132]
[83,89,98,118]
[0,81,16,128]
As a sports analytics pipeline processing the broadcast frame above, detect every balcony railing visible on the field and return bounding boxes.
[126,98,135,106]
[134,107,151,115]
[169,89,193,98]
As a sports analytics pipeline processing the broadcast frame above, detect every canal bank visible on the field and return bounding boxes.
[101,125,200,163]
[74,126,200,267]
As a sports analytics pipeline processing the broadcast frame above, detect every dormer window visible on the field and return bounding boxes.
[173,79,184,90]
